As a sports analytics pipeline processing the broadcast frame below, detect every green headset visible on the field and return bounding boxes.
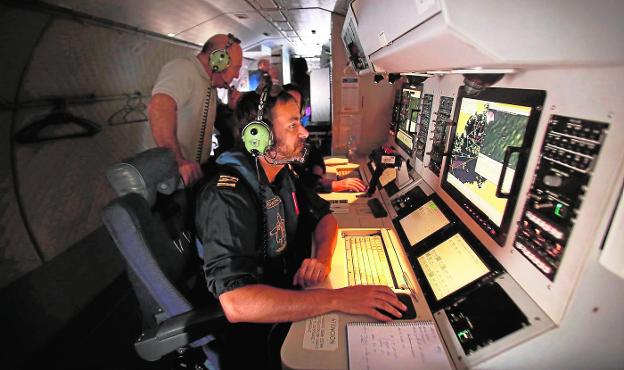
[241,84,274,156]
[209,33,240,73]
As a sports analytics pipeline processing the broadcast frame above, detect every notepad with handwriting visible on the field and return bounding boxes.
[347,321,453,370]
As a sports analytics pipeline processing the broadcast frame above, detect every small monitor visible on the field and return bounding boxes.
[399,200,450,246]
[407,229,501,310]
[417,233,490,301]
[393,194,455,249]
[409,109,419,133]
[442,87,545,244]
[395,88,422,156]
[341,9,370,72]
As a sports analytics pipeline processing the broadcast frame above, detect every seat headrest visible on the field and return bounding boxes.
[106,148,180,206]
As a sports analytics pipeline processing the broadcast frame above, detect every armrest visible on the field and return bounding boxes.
[135,304,227,361]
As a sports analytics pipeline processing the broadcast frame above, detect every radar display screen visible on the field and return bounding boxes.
[441,87,545,244]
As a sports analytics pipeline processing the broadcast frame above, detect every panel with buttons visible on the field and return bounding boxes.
[391,186,427,215]
[429,96,454,176]
[513,115,609,280]
[415,94,434,161]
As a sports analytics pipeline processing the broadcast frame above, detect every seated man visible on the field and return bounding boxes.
[196,91,406,369]
[283,83,366,193]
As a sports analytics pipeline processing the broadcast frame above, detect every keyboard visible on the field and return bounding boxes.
[337,168,362,180]
[344,234,396,288]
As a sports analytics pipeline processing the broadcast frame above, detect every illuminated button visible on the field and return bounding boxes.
[457,329,473,342]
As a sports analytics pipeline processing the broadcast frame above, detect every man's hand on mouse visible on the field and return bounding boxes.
[330,285,407,321]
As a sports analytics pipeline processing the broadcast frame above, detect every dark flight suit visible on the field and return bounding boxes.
[195,150,331,369]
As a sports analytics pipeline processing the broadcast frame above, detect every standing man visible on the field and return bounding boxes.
[148,33,243,185]
[196,91,406,369]
[248,57,270,91]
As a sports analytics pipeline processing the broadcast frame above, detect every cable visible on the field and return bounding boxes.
[255,157,270,261]
[195,87,212,163]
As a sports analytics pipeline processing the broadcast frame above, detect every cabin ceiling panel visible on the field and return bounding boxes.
[41,0,348,57]
[178,11,279,48]
[280,0,338,9]
[45,0,224,36]
[265,10,287,21]
[253,0,279,10]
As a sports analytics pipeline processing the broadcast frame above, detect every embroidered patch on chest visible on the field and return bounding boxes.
[265,196,282,209]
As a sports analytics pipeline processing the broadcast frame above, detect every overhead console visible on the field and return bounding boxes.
[350,0,624,72]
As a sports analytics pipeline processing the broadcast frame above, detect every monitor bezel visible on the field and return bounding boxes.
[441,86,546,245]
[392,193,458,249]
[406,225,503,312]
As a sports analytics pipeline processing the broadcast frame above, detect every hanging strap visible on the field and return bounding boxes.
[195,87,213,163]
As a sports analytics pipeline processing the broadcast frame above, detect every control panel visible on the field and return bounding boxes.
[415,93,434,161]
[428,96,454,176]
[391,89,402,129]
[513,115,609,280]
[391,186,427,215]
[445,282,529,355]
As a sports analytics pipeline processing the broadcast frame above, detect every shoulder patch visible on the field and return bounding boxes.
[217,174,239,190]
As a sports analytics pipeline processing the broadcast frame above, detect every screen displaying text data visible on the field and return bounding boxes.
[417,233,490,301]
[400,201,449,246]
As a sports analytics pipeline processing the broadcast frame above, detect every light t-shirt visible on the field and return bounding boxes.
[152,55,217,164]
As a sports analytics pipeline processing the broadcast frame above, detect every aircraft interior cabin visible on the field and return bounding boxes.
[1,1,623,369]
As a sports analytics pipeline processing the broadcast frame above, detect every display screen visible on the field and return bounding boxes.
[398,89,421,133]
[395,88,421,155]
[396,130,413,152]
[399,201,450,246]
[409,109,419,133]
[342,19,369,71]
[446,97,532,226]
[417,233,490,301]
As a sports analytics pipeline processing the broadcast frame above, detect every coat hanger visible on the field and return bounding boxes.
[108,92,148,126]
[15,99,101,143]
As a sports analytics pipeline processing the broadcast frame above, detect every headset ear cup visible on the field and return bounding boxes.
[209,49,230,73]
[241,121,273,156]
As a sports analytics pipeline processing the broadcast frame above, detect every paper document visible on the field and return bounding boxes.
[347,321,452,370]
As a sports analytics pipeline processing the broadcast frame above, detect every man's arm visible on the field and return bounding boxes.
[148,93,202,185]
[331,178,367,192]
[219,284,406,323]
[293,214,337,287]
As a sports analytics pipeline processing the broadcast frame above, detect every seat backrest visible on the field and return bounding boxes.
[101,148,204,329]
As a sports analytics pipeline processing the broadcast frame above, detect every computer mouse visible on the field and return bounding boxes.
[377,293,417,320]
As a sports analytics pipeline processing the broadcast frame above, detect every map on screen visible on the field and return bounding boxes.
[446,98,531,226]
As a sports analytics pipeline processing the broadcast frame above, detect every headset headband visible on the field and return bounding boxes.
[224,33,239,52]
[256,83,270,122]
[209,33,241,73]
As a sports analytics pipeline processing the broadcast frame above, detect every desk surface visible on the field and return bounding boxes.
[281,158,451,370]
